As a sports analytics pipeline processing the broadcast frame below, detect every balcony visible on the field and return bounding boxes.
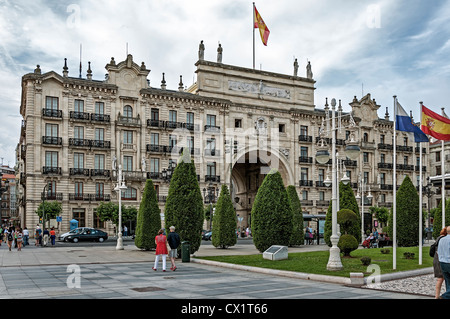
[147,119,165,129]
[42,108,62,119]
[42,166,61,175]
[90,169,111,178]
[397,164,414,171]
[205,175,220,183]
[299,156,313,164]
[121,170,146,181]
[91,113,111,123]
[69,194,111,201]
[116,115,141,127]
[316,200,330,207]
[380,184,393,190]
[396,145,413,153]
[147,144,165,153]
[415,165,426,172]
[165,121,185,130]
[205,149,220,157]
[300,200,314,206]
[378,162,393,169]
[69,111,90,121]
[68,138,90,148]
[91,140,111,149]
[299,180,313,187]
[415,146,427,153]
[204,125,221,132]
[42,136,62,146]
[378,143,393,150]
[69,168,90,177]
[42,192,63,200]
[298,135,313,143]
[147,172,162,180]
[315,181,328,188]
[378,202,393,208]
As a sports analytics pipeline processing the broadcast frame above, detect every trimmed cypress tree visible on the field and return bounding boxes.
[134,179,161,250]
[324,181,361,246]
[164,151,204,254]
[212,184,237,249]
[251,169,293,252]
[388,175,424,247]
[286,185,304,246]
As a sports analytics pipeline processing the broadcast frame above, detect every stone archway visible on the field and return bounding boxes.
[230,148,292,231]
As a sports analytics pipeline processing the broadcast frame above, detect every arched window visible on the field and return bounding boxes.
[363,133,369,142]
[122,187,137,200]
[123,105,133,118]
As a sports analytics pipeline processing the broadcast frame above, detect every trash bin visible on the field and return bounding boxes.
[181,241,190,262]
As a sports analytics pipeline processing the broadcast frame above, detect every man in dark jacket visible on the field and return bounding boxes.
[167,226,181,271]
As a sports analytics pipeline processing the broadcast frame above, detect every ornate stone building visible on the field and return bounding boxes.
[15,50,434,234]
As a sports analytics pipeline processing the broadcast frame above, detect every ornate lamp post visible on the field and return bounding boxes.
[162,161,176,182]
[315,98,360,271]
[113,164,127,250]
[203,182,217,230]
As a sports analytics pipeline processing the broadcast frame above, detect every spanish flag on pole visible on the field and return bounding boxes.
[421,105,450,141]
[253,4,270,46]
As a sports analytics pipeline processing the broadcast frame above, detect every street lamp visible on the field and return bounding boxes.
[425,176,435,237]
[162,161,176,182]
[0,175,10,224]
[203,182,217,230]
[41,181,50,232]
[113,164,127,250]
[315,98,360,271]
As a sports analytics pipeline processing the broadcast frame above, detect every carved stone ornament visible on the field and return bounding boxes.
[255,117,267,135]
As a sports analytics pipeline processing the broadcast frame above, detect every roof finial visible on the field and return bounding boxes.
[87,61,92,80]
[161,72,166,90]
[178,75,184,91]
[63,58,68,77]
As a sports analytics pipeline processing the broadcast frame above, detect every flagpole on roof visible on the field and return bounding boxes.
[442,107,446,229]
[252,2,255,70]
[393,95,397,270]
[419,101,424,265]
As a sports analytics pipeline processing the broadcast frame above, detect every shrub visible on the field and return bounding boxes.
[338,234,359,257]
[286,185,304,246]
[135,179,161,250]
[360,256,371,266]
[337,209,359,237]
[212,185,237,249]
[403,252,415,259]
[251,169,293,252]
[380,249,390,254]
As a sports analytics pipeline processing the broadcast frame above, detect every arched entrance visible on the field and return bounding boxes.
[230,148,293,232]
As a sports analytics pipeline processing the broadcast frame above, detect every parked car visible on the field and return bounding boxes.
[202,231,212,241]
[59,227,93,241]
[61,228,108,243]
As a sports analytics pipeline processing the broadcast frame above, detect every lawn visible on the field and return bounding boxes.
[198,246,434,278]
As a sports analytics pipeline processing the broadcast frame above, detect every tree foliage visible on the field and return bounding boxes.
[135,179,161,250]
[35,201,62,219]
[95,202,138,227]
[432,198,450,239]
[251,169,293,252]
[164,151,204,254]
[212,184,237,249]
[286,185,304,246]
[387,175,424,247]
[324,181,361,246]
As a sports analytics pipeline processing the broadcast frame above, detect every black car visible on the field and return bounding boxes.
[202,231,212,240]
[63,228,108,243]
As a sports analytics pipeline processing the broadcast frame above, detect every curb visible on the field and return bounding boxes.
[191,258,434,287]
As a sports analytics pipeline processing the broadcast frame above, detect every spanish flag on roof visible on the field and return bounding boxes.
[254,4,270,46]
[421,105,450,141]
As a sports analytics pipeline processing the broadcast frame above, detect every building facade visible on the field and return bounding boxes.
[15,51,438,234]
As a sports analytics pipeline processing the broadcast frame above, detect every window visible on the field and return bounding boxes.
[318,169,324,182]
[207,162,216,176]
[95,102,104,115]
[380,134,385,144]
[123,130,133,144]
[122,187,137,200]
[75,182,83,197]
[403,137,408,146]
[187,136,194,150]
[300,147,308,158]
[300,125,308,137]
[74,126,84,139]
[150,133,159,145]
[302,190,308,201]
[123,105,133,118]
[206,114,216,127]
[169,110,177,123]
[380,173,386,185]
[150,158,159,174]
[45,96,58,110]
[363,133,369,142]
[235,119,242,128]
[436,165,442,176]
[169,134,177,147]
[404,156,408,165]
[95,128,104,141]
[363,152,369,163]
[123,156,133,171]
[380,153,385,163]
[94,154,105,169]
[96,183,104,197]
[151,108,159,121]
[436,151,441,162]
[279,124,286,133]
[301,168,308,181]
[206,138,216,153]
[363,172,369,184]
[74,99,84,112]
[74,153,84,169]
[72,209,85,227]
[319,191,325,201]
[416,156,420,167]
[45,151,58,167]
[46,124,58,137]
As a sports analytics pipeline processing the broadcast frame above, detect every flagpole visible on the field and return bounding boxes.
[393,95,397,270]
[252,2,255,70]
[442,108,446,229]
[419,102,424,265]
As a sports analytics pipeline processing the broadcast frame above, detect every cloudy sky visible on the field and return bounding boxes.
[1,0,449,167]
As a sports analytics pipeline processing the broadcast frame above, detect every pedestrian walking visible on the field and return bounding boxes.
[35,225,42,246]
[437,225,450,299]
[123,225,128,237]
[50,227,56,246]
[23,227,29,246]
[16,228,23,251]
[152,229,168,271]
[167,226,181,271]
[42,228,49,246]
[0,225,3,246]
[6,227,13,251]
[432,227,447,298]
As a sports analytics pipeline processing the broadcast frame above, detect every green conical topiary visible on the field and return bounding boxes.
[164,150,204,254]
[212,184,237,249]
[286,185,304,246]
[134,179,161,250]
[251,169,293,252]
